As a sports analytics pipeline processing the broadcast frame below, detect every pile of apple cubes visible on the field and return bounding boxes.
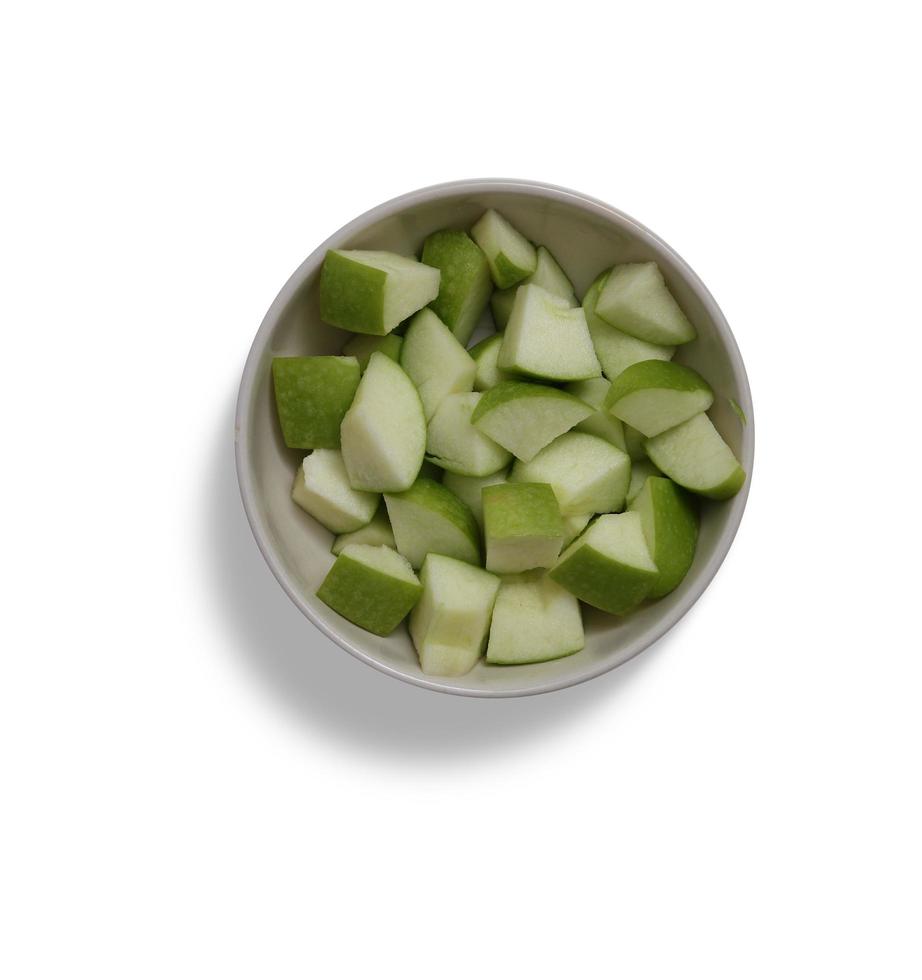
[272,210,745,676]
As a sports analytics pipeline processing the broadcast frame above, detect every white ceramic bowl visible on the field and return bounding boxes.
[235,179,754,697]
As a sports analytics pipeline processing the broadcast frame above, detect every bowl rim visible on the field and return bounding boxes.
[235,178,755,698]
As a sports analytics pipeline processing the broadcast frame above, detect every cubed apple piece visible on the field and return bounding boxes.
[426,392,512,477]
[604,360,714,437]
[272,356,360,449]
[510,432,630,516]
[400,308,476,420]
[470,209,537,289]
[595,262,696,346]
[645,413,745,500]
[629,477,698,597]
[490,245,577,329]
[498,285,601,382]
[486,571,584,665]
[319,249,440,336]
[316,544,421,636]
[441,469,508,527]
[384,478,480,569]
[341,333,403,371]
[469,334,514,391]
[564,377,627,451]
[420,229,492,346]
[549,512,658,615]
[409,555,501,676]
[482,482,564,574]
[583,271,675,379]
[331,503,395,556]
[340,352,426,492]
[470,381,594,462]
[291,450,379,534]
[625,459,662,507]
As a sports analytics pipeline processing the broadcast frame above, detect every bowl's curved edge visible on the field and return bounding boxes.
[234,178,755,698]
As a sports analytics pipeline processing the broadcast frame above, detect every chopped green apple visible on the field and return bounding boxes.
[409,554,500,676]
[469,334,514,391]
[582,271,675,379]
[644,413,745,499]
[549,512,658,615]
[595,262,696,346]
[316,544,422,636]
[604,360,714,437]
[331,503,395,555]
[341,333,403,371]
[291,449,378,534]
[426,391,512,477]
[340,352,426,492]
[482,482,564,574]
[470,209,537,289]
[420,229,492,346]
[441,469,508,527]
[486,571,584,665]
[384,477,480,569]
[625,459,662,507]
[272,356,360,449]
[400,308,476,420]
[565,377,627,451]
[510,432,630,515]
[498,284,601,382]
[490,245,577,328]
[319,249,440,335]
[471,381,593,462]
[629,477,698,597]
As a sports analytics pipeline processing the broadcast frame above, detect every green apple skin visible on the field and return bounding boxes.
[341,334,403,371]
[485,571,584,665]
[271,356,360,449]
[420,230,492,346]
[319,249,439,335]
[482,482,564,573]
[469,334,514,391]
[604,359,714,438]
[470,381,594,462]
[582,271,676,379]
[549,514,658,615]
[384,477,481,569]
[630,477,698,598]
[316,545,422,636]
[595,262,697,346]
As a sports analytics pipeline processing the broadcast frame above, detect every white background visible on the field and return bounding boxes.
[3,2,920,977]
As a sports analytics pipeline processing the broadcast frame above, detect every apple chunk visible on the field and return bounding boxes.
[409,555,500,676]
[630,477,698,597]
[420,229,492,346]
[384,477,480,569]
[549,512,658,615]
[471,381,593,462]
[331,503,395,555]
[486,571,584,665]
[340,352,426,492]
[400,308,476,420]
[595,262,696,346]
[470,209,537,289]
[319,249,439,335]
[510,432,630,515]
[469,334,513,391]
[490,245,577,329]
[291,450,378,534]
[316,544,421,636]
[644,413,745,499]
[426,392,512,477]
[604,360,714,437]
[341,334,403,371]
[272,356,360,449]
[482,482,564,574]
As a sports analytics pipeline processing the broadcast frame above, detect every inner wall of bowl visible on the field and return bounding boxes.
[244,187,752,695]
